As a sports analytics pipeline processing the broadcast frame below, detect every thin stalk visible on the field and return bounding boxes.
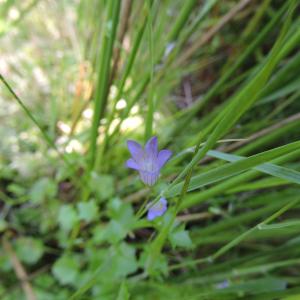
[0,74,88,191]
[89,0,121,171]
[171,197,300,270]
[144,0,155,141]
[107,0,199,142]
[98,8,149,168]
[172,0,290,128]
[143,4,296,275]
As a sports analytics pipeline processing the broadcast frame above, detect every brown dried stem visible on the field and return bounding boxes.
[2,237,37,300]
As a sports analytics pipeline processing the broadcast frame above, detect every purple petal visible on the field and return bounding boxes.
[158,150,172,168]
[127,140,144,161]
[216,280,230,289]
[139,170,160,186]
[126,158,140,170]
[145,136,158,157]
[147,197,168,221]
[159,197,167,206]
[147,210,158,221]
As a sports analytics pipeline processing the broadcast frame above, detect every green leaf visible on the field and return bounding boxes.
[117,282,130,300]
[77,200,98,223]
[222,277,287,295]
[52,255,80,286]
[58,204,79,233]
[169,6,298,189]
[90,173,114,201]
[140,248,169,277]
[15,237,44,265]
[208,149,300,184]
[99,243,138,281]
[169,226,193,249]
[92,225,107,244]
[29,177,57,203]
[0,252,12,272]
[258,220,300,230]
[0,219,7,232]
[104,220,128,244]
[168,141,300,196]
[115,243,138,278]
[7,183,26,197]
[107,198,134,226]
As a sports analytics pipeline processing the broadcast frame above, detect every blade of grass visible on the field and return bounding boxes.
[0,73,88,191]
[210,197,300,261]
[89,0,121,171]
[170,0,291,135]
[173,197,300,270]
[144,0,155,141]
[98,4,149,168]
[208,149,300,185]
[107,0,199,141]
[144,2,297,274]
[181,148,300,210]
[167,141,300,197]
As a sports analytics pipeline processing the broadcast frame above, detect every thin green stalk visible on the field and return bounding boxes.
[171,0,291,130]
[242,0,272,39]
[89,0,121,171]
[95,5,150,171]
[2,72,53,142]
[171,197,300,270]
[169,141,300,196]
[145,0,155,141]
[143,4,296,275]
[0,74,88,192]
[182,148,300,210]
[136,186,154,220]
[107,0,199,141]
[210,198,300,261]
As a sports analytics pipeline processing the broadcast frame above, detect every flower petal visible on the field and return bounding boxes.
[147,210,158,221]
[145,136,158,157]
[127,140,144,161]
[159,197,167,207]
[126,158,140,170]
[158,149,172,168]
[147,197,168,221]
[139,170,159,186]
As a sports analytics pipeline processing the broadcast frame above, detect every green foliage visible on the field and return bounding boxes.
[58,204,79,233]
[15,237,44,265]
[77,200,98,223]
[29,177,57,204]
[0,0,300,299]
[90,173,114,201]
[52,255,80,286]
[169,225,193,249]
[117,282,130,300]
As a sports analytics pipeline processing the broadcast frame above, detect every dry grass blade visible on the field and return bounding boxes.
[2,237,37,300]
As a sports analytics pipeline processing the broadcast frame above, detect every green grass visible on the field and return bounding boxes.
[0,0,300,299]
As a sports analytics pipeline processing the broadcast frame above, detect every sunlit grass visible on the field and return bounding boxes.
[0,0,300,299]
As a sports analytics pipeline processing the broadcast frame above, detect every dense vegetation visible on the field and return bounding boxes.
[1,0,300,299]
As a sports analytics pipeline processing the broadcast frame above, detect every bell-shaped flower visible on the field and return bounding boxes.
[147,197,168,221]
[126,136,172,186]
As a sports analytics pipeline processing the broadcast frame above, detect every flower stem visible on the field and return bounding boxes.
[136,186,153,219]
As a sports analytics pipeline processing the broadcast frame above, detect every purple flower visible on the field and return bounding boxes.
[216,280,230,289]
[126,136,172,186]
[147,198,168,221]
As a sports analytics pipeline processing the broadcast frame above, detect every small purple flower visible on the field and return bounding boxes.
[147,198,168,221]
[216,280,230,289]
[126,136,172,186]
